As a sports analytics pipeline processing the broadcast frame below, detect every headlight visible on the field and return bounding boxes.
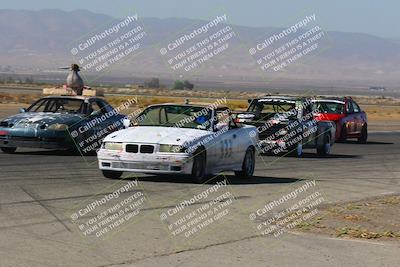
[278,129,288,136]
[48,123,68,131]
[104,142,123,151]
[159,144,185,153]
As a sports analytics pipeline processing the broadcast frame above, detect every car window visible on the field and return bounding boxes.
[87,100,114,115]
[352,101,360,113]
[89,101,102,115]
[48,99,85,113]
[163,106,211,128]
[303,103,313,118]
[345,101,354,113]
[216,109,230,125]
[137,105,212,129]
[97,100,114,113]
[27,98,84,113]
[248,100,297,120]
[313,102,344,114]
[144,106,163,124]
[159,108,168,124]
[28,99,48,112]
[215,109,236,130]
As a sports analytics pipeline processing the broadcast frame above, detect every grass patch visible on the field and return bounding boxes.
[295,194,400,241]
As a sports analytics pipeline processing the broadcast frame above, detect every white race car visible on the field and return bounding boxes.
[97,103,258,182]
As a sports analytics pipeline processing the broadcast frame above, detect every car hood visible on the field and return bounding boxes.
[103,126,210,145]
[2,112,84,127]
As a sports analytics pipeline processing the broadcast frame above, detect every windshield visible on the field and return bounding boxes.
[27,98,86,114]
[313,101,344,114]
[136,105,213,130]
[248,100,297,120]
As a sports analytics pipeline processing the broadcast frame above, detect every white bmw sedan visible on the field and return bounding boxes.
[97,104,258,182]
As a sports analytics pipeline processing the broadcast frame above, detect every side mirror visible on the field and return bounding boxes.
[123,118,131,128]
[247,99,252,103]
[19,108,27,113]
[90,110,100,116]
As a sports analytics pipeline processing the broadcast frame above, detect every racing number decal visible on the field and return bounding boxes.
[220,139,233,159]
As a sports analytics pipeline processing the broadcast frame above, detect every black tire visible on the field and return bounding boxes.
[235,147,255,178]
[358,124,368,144]
[338,124,347,142]
[192,149,206,183]
[1,147,17,154]
[288,142,303,158]
[102,170,123,179]
[317,134,331,156]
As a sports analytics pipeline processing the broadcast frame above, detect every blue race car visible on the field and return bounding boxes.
[0,96,127,154]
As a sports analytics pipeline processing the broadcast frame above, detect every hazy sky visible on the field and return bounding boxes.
[1,0,397,39]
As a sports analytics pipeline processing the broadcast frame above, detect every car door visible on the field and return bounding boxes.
[351,101,362,133]
[301,101,317,147]
[87,99,105,131]
[345,101,356,134]
[212,109,242,170]
[81,99,115,151]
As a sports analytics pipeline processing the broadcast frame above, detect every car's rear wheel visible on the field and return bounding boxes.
[358,124,368,144]
[192,149,206,183]
[1,147,17,154]
[317,134,331,156]
[338,124,347,142]
[235,147,255,178]
[102,170,123,179]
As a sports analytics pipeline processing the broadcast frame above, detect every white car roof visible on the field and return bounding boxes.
[313,99,345,104]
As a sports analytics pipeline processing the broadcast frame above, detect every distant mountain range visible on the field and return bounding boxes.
[1,9,400,86]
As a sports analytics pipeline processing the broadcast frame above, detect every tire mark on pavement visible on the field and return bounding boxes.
[19,185,72,232]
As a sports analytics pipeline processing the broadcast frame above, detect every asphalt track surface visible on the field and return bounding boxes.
[0,132,399,266]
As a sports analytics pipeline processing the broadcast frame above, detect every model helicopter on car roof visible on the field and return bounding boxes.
[43,64,99,96]
[58,64,85,95]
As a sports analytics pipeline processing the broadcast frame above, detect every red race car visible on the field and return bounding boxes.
[312,97,368,143]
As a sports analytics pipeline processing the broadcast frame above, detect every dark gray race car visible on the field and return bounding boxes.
[0,96,126,154]
[236,95,336,157]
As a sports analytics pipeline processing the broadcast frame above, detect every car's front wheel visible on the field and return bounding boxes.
[1,147,17,154]
[235,147,255,178]
[338,124,347,142]
[288,142,303,157]
[192,149,206,183]
[317,134,331,156]
[102,170,123,179]
[358,124,368,144]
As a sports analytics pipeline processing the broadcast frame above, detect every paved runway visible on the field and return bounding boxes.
[0,132,399,266]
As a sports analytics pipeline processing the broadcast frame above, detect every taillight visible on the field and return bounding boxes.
[0,130,8,136]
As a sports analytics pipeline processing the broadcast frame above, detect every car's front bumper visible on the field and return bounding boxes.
[0,128,72,150]
[97,149,194,174]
